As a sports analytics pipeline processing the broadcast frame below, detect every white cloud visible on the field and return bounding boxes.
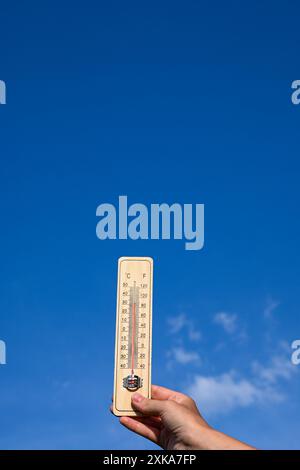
[167,314,187,334]
[170,347,201,365]
[187,371,283,417]
[167,314,201,341]
[263,297,280,319]
[188,329,202,341]
[186,349,296,417]
[168,303,295,418]
[213,312,237,334]
[187,373,263,414]
[252,355,294,384]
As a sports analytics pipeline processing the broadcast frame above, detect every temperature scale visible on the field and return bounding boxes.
[113,257,153,416]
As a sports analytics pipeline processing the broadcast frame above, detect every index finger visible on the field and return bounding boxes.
[151,384,186,402]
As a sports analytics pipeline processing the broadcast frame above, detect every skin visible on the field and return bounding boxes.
[111,384,255,450]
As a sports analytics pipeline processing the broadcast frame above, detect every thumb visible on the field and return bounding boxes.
[131,392,170,416]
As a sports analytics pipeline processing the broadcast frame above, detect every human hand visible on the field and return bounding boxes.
[111,384,254,450]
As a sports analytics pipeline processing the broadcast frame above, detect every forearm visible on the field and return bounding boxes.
[190,424,255,450]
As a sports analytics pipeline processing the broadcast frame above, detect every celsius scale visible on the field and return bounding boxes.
[113,257,153,416]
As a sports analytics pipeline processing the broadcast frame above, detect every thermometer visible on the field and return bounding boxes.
[113,257,153,416]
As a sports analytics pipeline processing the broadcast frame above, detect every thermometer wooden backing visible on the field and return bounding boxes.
[113,257,153,416]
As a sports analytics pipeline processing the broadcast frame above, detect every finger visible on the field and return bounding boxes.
[132,416,163,430]
[120,416,160,444]
[131,392,172,416]
[152,384,197,411]
[152,384,183,401]
[109,404,161,428]
[144,415,162,425]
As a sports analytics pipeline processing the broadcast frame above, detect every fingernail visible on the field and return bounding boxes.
[132,392,144,403]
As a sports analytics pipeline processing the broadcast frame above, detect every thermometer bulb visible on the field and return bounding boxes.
[123,374,143,391]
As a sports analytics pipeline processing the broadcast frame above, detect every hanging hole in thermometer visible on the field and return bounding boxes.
[113,257,153,416]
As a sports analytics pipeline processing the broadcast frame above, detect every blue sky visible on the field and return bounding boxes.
[0,0,300,449]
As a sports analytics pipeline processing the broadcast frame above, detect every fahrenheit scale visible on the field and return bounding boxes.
[113,257,153,416]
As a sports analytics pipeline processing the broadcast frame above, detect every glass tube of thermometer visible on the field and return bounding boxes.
[113,257,153,416]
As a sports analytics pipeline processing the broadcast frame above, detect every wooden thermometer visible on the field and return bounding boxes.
[113,257,153,416]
